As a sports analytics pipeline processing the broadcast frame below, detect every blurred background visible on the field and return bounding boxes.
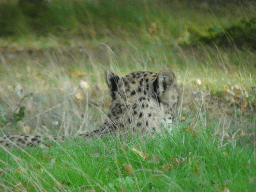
[1,0,255,51]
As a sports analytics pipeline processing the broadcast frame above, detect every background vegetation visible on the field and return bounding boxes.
[0,0,255,191]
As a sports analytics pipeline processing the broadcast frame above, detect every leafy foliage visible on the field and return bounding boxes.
[0,93,32,127]
[191,17,256,50]
[12,106,25,124]
[0,106,25,127]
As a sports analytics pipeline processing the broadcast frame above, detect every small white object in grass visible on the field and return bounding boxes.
[79,80,90,90]
[52,120,59,126]
[15,84,23,98]
[196,79,202,85]
[75,92,84,100]
[161,114,173,132]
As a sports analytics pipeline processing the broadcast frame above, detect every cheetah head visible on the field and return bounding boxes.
[94,70,180,135]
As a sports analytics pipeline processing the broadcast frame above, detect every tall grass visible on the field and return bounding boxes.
[0,0,255,191]
[0,119,255,191]
[0,38,255,136]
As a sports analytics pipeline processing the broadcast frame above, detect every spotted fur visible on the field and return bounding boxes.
[0,70,179,148]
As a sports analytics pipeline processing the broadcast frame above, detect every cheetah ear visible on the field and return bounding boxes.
[104,70,120,92]
[157,71,176,96]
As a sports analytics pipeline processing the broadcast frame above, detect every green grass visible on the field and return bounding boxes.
[1,120,255,191]
[0,1,256,191]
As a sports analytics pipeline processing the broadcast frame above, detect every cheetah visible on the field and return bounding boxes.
[0,70,179,148]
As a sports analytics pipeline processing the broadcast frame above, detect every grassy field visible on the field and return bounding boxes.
[1,124,255,191]
[0,0,256,191]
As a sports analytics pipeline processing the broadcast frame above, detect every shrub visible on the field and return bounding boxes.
[194,17,256,50]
